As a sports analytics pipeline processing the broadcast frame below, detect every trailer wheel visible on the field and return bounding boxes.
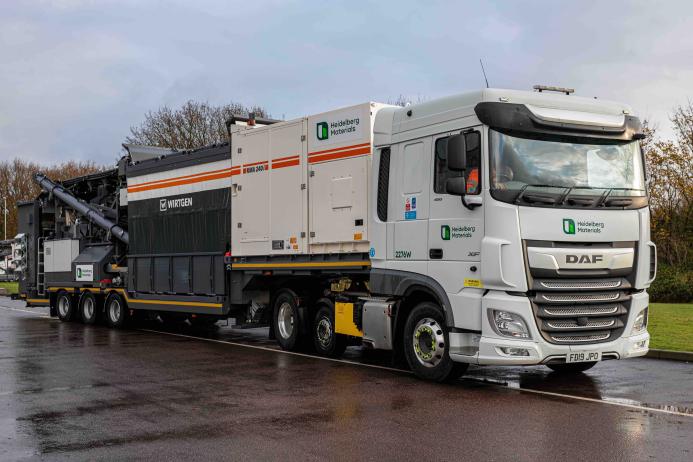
[272,290,301,351]
[79,292,98,325]
[313,300,347,358]
[56,291,76,322]
[105,293,127,329]
[547,362,597,374]
[403,302,468,382]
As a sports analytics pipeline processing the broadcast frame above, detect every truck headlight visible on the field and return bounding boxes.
[489,310,532,339]
[632,308,648,334]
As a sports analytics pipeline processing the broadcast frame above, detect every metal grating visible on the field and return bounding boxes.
[541,292,620,303]
[550,332,611,343]
[540,280,621,290]
[546,319,616,329]
[543,305,620,317]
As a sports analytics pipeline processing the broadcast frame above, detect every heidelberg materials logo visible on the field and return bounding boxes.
[563,218,576,235]
[316,122,329,140]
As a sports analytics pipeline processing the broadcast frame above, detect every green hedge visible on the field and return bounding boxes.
[648,264,693,303]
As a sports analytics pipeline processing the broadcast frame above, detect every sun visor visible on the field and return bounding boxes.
[525,105,625,128]
[474,102,642,141]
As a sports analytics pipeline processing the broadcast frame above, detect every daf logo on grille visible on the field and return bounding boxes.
[566,254,604,264]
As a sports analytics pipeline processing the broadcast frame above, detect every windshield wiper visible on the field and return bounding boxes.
[597,187,645,207]
[559,185,604,205]
[514,184,568,204]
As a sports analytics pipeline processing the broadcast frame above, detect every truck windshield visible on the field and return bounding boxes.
[489,130,647,208]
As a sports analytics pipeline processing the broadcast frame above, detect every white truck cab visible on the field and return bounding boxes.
[367,87,653,375]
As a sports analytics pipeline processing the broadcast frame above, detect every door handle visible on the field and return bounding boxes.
[429,248,443,259]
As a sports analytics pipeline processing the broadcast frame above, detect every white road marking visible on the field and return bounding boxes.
[140,328,693,418]
[1,304,690,418]
[0,306,52,318]
[138,328,408,375]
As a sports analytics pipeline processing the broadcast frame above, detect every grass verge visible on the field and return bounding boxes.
[648,303,693,352]
[0,281,19,295]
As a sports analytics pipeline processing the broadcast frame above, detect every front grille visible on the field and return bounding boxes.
[550,332,611,343]
[540,280,621,290]
[543,304,620,317]
[526,241,637,346]
[532,289,630,345]
[546,319,616,329]
[540,292,620,303]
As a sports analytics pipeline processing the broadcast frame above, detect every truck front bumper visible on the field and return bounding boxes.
[449,290,651,366]
[453,330,650,365]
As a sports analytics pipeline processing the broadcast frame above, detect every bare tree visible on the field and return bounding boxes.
[0,159,103,239]
[126,100,269,150]
[642,103,693,267]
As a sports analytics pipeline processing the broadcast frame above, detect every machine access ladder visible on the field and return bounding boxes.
[36,237,45,296]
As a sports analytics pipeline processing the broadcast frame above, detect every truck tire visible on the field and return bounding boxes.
[313,301,347,358]
[56,291,76,322]
[403,302,468,382]
[272,290,301,351]
[105,293,128,329]
[79,292,98,325]
[547,361,597,374]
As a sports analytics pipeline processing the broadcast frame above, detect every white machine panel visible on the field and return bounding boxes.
[231,102,388,257]
[307,103,375,253]
[231,119,307,256]
[44,239,79,273]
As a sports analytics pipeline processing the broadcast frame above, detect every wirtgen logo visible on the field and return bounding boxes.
[563,218,576,235]
[160,197,192,212]
[316,122,329,140]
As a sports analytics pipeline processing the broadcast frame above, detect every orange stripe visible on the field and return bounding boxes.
[308,146,370,164]
[308,142,370,157]
[129,166,232,189]
[243,160,269,167]
[272,159,300,169]
[272,154,300,162]
[128,170,233,192]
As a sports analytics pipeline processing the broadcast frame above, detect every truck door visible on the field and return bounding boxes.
[428,129,484,291]
[392,138,431,266]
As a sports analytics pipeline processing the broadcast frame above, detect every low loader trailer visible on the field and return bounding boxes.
[16,86,655,381]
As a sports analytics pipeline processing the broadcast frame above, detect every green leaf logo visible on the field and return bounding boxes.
[441,225,451,240]
[316,122,329,140]
[563,218,576,235]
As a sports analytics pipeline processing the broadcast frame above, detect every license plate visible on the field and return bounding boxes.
[566,351,602,363]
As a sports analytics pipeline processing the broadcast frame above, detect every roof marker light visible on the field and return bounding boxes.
[533,85,575,95]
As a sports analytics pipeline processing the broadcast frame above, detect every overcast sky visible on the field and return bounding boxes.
[1,0,692,165]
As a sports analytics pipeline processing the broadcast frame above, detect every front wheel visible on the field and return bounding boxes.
[403,302,468,382]
[313,301,347,358]
[547,361,597,374]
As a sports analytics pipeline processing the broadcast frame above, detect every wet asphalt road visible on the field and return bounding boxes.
[0,298,692,461]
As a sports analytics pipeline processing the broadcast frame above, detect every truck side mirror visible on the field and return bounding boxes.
[446,134,466,171]
[445,177,467,196]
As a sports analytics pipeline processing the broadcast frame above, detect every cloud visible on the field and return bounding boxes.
[0,0,691,165]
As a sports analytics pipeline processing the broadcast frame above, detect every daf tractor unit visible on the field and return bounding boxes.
[15,86,655,381]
